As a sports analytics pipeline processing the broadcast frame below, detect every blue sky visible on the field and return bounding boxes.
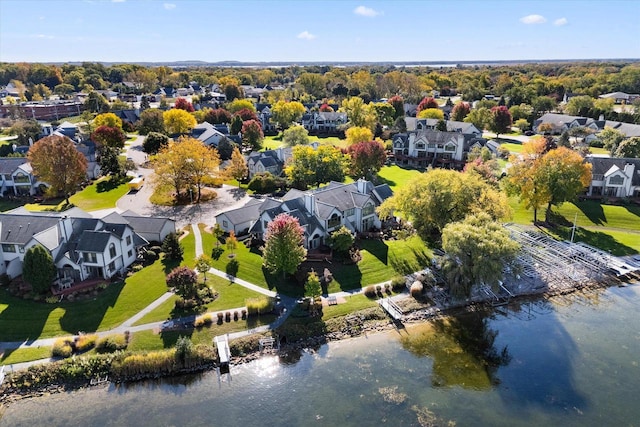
[1,0,639,63]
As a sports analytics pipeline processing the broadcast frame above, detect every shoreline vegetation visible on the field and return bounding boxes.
[1,271,635,406]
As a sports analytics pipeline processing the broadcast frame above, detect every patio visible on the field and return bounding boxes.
[51,278,109,297]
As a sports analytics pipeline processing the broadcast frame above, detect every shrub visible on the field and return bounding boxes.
[391,275,407,292]
[96,334,128,353]
[0,273,10,286]
[217,312,224,324]
[364,285,377,299]
[384,283,392,294]
[132,264,144,272]
[211,246,224,260]
[45,296,59,304]
[410,281,424,299]
[52,338,73,358]
[246,297,275,315]
[75,334,98,352]
[142,250,159,263]
[233,311,239,321]
[241,309,247,319]
[225,311,231,322]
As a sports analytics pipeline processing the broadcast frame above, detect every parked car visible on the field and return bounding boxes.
[524,130,535,136]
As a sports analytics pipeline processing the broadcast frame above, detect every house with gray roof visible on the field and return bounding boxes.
[392,128,477,170]
[585,156,640,198]
[599,92,640,104]
[191,122,227,148]
[214,179,393,249]
[534,113,640,139]
[0,208,175,287]
[0,157,47,197]
[246,148,292,179]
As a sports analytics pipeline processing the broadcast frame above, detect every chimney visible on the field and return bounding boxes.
[356,178,367,194]
[304,192,315,215]
[599,114,604,121]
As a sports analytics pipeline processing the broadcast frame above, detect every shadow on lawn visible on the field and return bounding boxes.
[574,201,606,226]
[96,176,127,193]
[542,225,637,256]
[0,289,55,344]
[390,246,432,275]
[359,239,388,265]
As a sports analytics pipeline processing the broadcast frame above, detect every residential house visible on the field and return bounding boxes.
[112,109,140,126]
[246,148,292,179]
[191,122,227,148]
[585,156,640,198]
[599,92,640,104]
[303,112,347,134]
[214,179,393,249]
[534,112,640,139]
[0,157,47,196]
[0,208,175,283]
[0,101,83,121]
[256,104,277,134]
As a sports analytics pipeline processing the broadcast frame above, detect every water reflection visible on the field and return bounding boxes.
[399,311,511,389]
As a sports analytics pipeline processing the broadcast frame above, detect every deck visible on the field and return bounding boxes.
[215,335,231,366]
[379,297,403,321]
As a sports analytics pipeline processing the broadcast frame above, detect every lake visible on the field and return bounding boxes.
[2,284,639,426]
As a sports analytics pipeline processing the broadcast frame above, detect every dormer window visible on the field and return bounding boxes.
[609,175,624,186]
[363,203,374,216]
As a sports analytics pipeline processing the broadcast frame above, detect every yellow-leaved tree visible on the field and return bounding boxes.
[163,109,197,135]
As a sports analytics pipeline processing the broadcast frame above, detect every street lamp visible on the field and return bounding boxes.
[189,187,193,204]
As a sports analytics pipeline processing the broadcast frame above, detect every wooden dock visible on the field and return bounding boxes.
[379,298,403,321]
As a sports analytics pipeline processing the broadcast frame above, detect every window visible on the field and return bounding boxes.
[108,261,116,272]
[84,252,97,263]
[18,246,25,253]
[13,173,30,184]
[222,220,228,227]
[126,235,132,246]
[363,203,374,216]
[2,174,11,181]
[328,213,341,229]
[444,144,456,152]
[609,176,624,186]
[345,208,355,217]
[2,244,16,253]
[127,250,133,258]
[109,243,117,259]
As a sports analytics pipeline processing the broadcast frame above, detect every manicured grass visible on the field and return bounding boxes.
[263,136,285,150]
[321,294,378,320]
[127,314,276,351]
[500,142,523,154]
[543,226,640,255]
[180,225,197,268]
[0,346,51,365]
[509,197,640,231]
[132,275,266,325]
[590,146,609,155]
[207,235,432,296]
[0,198,24,212]
[376,165,422,191]
[0,259,170,341]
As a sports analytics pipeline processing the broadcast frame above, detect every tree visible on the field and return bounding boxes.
[304,270,322,300]
[234,108,258,123]
[94,112,123,130]
[464,107,492,131]
[564,95,594,116]
[8,119,41,146]
[417,108,445,120]
[614,136,640,158]
[27,135,87,204]
[142,132,169,155]
[296,72,327,99]
[283,124,310,146]
[371,102,396,127]
[226,147,249,181]
[329,226,354,254]
[347,140,386,181]
[174,97,194,112]
[285,145,347,189]
[163,108,197,135]
[98,146,126,177]
[451,102,471,121]
[153,137,220,201]
[204,108,232,125]
[345,126,373,145]
[223,83,243,102]
[226,99,255,114]
[271,100,306,129]
[162,232,184,262]
[22,244,56,294]
[392,116,407,133]
[226,231,238,255]
[441,213,520,298]
[598,127,626,154]
[377,169,510,242]
[319,103,333,112]
[196,254,212,283]
[417,97,439,113]
[241,119,264,150]
[140,96,150,111]
[216,137,235,160]
[262,213,307,278]
[340,97,376,130]
[138,109,165,135]
[388,95,405,119]
[91,125,126,150]
[166,266,198,300]
[230,115,243,135]
[514,118,529,131]
[84,91,109,113]
[488,106,512,138]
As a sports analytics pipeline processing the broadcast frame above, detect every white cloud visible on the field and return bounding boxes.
[297,31,316,40]
[354,5,382,17]
[32,34,55,39]
[112,0,126,3]
[554,17,568,26]
[520,14,547,24]
[163,3,176,10]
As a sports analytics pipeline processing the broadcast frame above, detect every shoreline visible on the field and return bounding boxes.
[3,276,635,405]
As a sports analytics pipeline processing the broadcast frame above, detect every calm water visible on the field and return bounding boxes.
[2,285,640,427]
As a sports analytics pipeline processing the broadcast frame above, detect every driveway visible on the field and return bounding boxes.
[117,135,251,228]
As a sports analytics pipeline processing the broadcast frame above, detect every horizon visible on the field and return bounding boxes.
[1,0,639,63]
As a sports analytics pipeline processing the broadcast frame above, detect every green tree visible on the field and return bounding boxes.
[166,266,198,300]
[22,244,56,294]
[8,119,42,146]
[138,109,165,135]
[340,97,376,130]
[329,226,354,254]
[285,145,347,189]
[514,118,529,131]
[226,146,249,181]
[371,102,396,127]
[488,106,512,138]
[196,254,212,283]
[441,213,520,298]
[417,108,445,120]
[464,107,492,131]
[598,127,626,154]
[378,169,510,242]
[296,73,327,99]
[271,100,306,129]
[27,135,88,204]
[564,95,594,116]
[226,231,238,255]
[614,136,640,158]
[162,232,184,262]
[283,124,310,146]
[163,108,197,135]
[262,213,307,278]
[84,91,109,113]
[304,270,322,299]
[230,115,243,135]
[142,132,169,155]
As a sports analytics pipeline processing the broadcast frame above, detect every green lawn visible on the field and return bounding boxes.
[376,165,422,191]
[0,346,51,365]
[132,274,266,325]
[500,142,523,154]
[321,294,378,319]
[0,258,171,341]
[207,235,432,296]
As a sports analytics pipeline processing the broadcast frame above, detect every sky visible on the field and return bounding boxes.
[1,0,639,63]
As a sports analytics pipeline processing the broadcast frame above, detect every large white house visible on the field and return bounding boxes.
[585,156,640,198]
[214,179,393,249]
[0,208,175,286]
